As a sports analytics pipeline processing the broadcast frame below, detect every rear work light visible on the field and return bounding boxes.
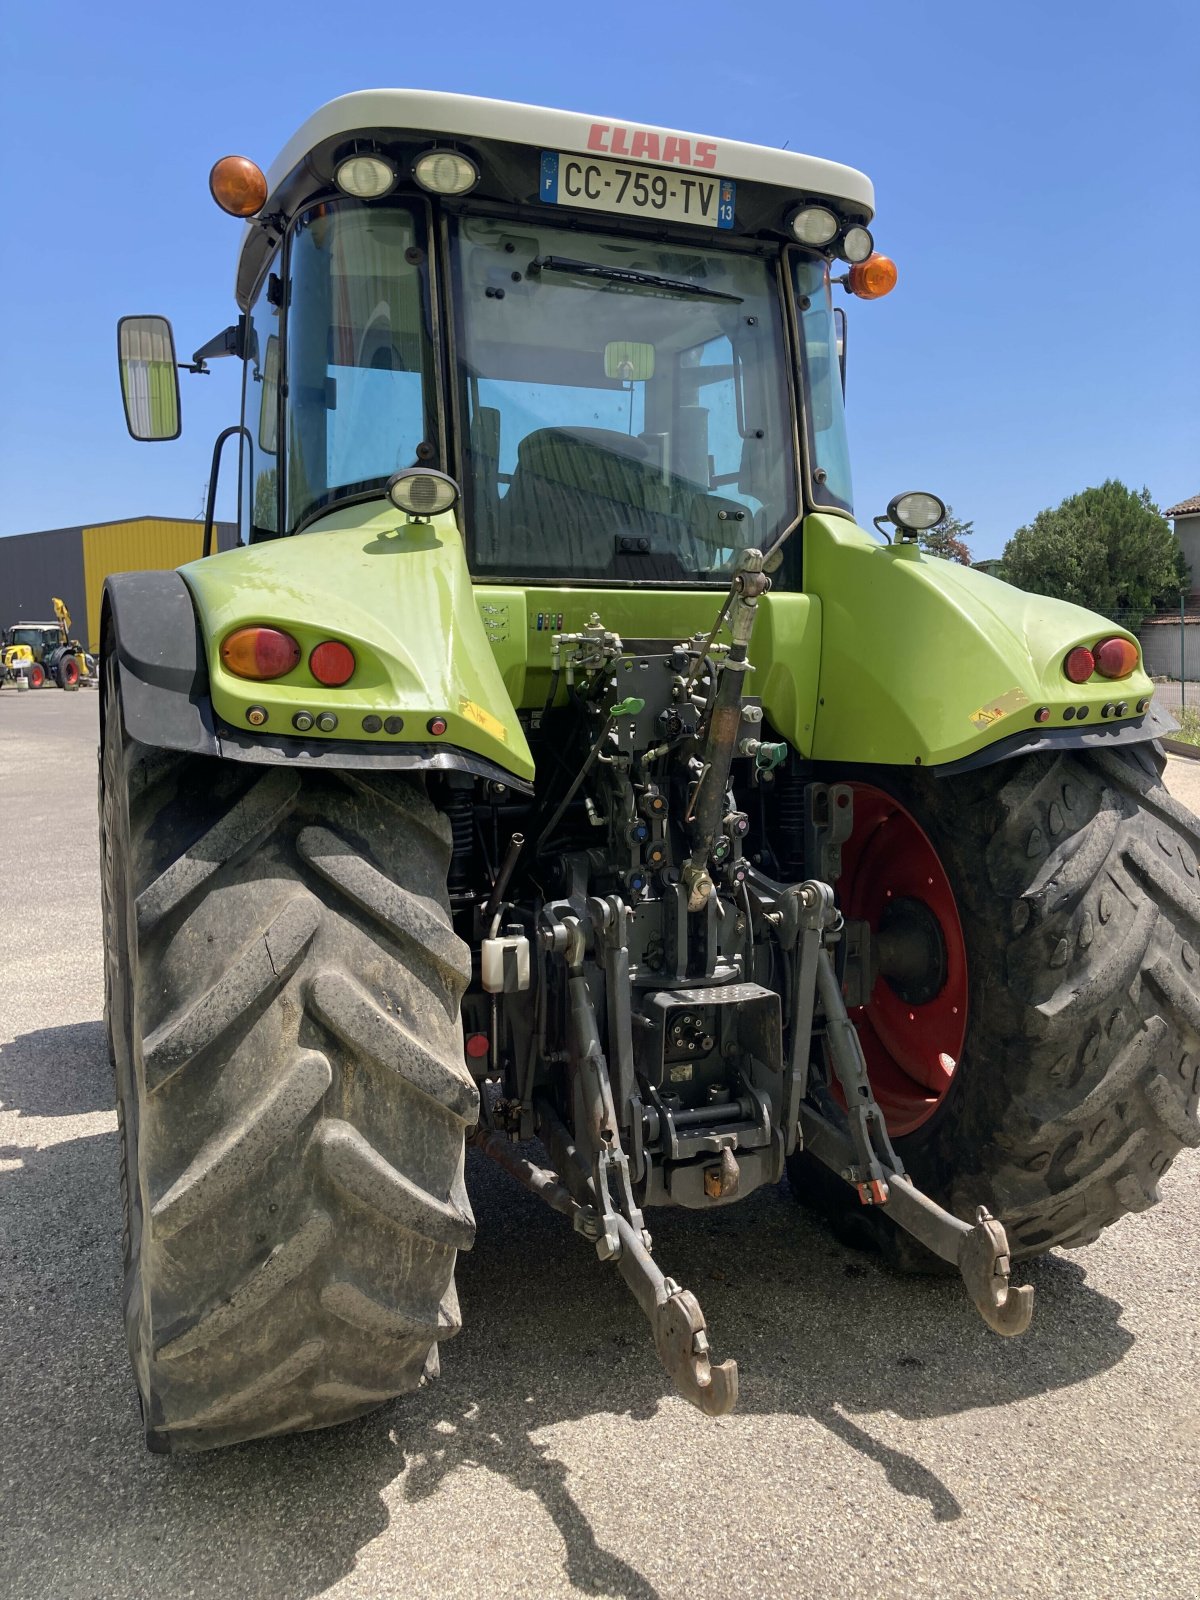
[221,626,301,680]
[1063,646,1095,685]
[1094,636,1139,679]
[309,639,356,686]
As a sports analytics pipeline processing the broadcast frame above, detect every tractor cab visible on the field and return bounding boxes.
[121,92,890,581]
[4,623,62,660]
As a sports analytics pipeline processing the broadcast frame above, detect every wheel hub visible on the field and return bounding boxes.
[876,894,947,1006]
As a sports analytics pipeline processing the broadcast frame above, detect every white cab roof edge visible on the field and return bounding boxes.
[238,88,874,280]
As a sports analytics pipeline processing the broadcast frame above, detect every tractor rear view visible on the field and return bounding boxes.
[101,91,1198,1452]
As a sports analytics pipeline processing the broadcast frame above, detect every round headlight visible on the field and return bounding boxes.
[790,205,839,247]
[387,469,460,518]
[840,225,874,264]
[335,154,396,199]
[413,149,479,196]
[888,490,946,533]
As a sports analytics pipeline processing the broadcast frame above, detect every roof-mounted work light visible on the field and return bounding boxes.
[838,225,874,263]
[335,153,397,199]
[789,205,839,246]
[413,149,480,195]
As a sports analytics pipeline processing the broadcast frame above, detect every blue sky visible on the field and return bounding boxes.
[1,1,1196,559]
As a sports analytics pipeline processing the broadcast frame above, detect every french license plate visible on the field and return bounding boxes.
[540,151,735,230]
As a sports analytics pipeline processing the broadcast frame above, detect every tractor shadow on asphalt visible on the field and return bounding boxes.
[0,1040,1136,1600]
[0,1019,113,1118]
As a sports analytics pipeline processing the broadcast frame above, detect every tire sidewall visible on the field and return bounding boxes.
[100,655,150,1355]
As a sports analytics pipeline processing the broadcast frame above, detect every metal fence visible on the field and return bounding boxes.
[1113,602,1200,717]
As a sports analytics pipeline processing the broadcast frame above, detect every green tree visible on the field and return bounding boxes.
[1001,480,1183,621]
[918,505,974,565]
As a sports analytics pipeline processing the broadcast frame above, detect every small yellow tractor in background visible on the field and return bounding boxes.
[1,599,96,690]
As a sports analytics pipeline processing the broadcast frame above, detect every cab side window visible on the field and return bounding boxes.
[241,266,282,542]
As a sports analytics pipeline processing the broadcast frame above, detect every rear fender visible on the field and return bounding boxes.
[103,505,533,787]
[803,514,1164,769]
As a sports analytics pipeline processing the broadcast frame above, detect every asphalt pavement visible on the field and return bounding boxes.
[1,688,1197,1600]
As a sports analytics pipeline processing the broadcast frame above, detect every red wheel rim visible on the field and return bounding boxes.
[837,784,968,1136]
[31,665,44,688]
[64,659,79,685]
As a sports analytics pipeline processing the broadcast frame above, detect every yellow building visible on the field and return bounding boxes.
[0,516,236,651]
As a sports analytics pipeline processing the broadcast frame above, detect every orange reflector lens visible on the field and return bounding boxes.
[220,626,301,680]
[209,155,268,217]
[1094,636,1139,679]
[309,639,356,686]
[847,253,898,300]
[1064,646,1095,684]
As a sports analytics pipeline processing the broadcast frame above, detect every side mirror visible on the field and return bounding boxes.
[118,315,181,441]
[258,334,280,452]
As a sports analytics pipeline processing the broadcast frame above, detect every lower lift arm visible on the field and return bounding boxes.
[789,881,1033,1337]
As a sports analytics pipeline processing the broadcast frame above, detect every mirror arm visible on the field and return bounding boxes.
[185,322,245,377]
[202,425,252,559]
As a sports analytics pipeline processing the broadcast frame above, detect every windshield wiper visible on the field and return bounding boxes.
[528,255,743,303]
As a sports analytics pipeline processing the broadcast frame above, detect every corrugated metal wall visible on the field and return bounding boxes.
[0,518,236,650]
[81,518,236,651]
[0,525,87,639]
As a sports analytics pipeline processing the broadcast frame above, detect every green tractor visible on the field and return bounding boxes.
[103,91,1197,1454]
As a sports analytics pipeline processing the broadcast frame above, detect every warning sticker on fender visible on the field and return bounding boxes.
[969,686,1030,730]
[460,697,508,742]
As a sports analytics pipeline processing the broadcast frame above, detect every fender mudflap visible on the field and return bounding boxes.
[104,571,219,755]
[102,570,531,789]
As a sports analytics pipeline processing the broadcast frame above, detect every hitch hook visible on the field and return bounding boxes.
[956,1204,1034,1337]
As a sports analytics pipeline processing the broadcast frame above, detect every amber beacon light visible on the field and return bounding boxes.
[848,253,898,300]
[209,155,269,217]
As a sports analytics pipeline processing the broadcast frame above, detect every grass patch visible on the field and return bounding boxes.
[1174,706,1200,747]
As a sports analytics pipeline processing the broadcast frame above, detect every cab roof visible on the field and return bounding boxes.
[236,89,875,304]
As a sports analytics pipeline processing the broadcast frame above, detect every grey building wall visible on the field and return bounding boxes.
[0,525,86,635]
[1139,618,1200,682]
[1174,513,1200,593]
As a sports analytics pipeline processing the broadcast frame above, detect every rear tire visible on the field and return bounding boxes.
[100,658,477,1451]
[790,745,1200,1262]
[57,655,80,690]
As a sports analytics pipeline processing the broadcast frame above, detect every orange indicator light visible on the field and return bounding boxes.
[209,155,268,217]
[1094,637,1139,679]
[221,626,301,680]
[847,253,898,300]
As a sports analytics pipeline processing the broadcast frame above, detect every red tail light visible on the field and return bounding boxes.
[1094,636,1138,679]
[221,626,301,680]
[1063,646,1095,684]
[309,639,356,686]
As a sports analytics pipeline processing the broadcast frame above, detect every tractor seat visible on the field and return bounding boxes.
[497,426,691,574]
